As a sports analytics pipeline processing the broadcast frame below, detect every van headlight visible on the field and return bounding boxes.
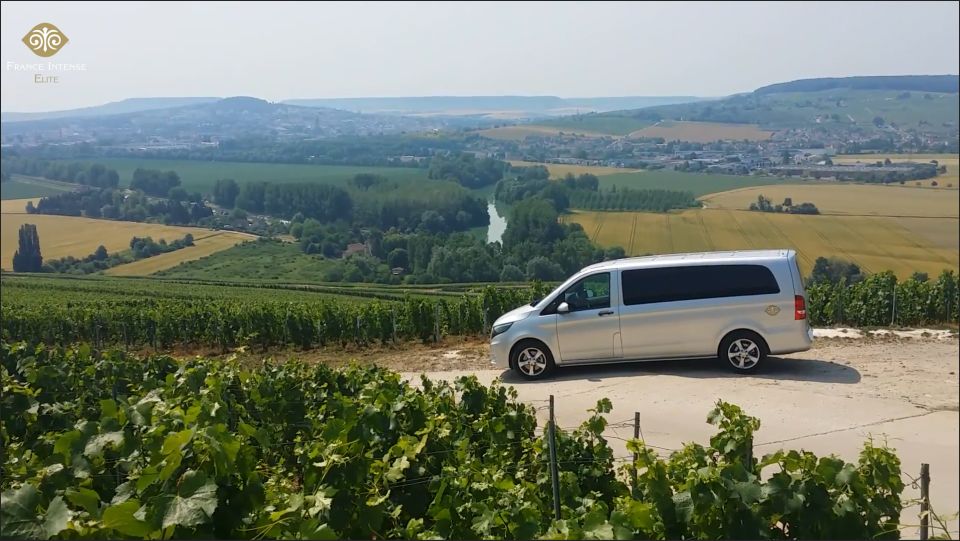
[491,322,513,339]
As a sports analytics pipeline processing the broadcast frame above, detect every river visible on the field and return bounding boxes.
[486,200,507,244]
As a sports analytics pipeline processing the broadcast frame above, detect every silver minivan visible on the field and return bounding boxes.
[490,250,813,379]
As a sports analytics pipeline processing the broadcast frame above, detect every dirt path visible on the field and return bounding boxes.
[269,333,959,412]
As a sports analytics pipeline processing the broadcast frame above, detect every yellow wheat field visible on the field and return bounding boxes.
[508,160,638,178]
[1,205,251,272]
[562,209,959,279]
[628,121,774,143]
[700,183,959,217]
[1,198,40,215]
[105,232,253,276]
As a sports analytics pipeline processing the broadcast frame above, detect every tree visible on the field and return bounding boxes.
[387,248,409,270]
[168,186,189,202]
[212,178,239,208]
[351,173,386,191]
[12,223,43,272]
[418,210,447,234]
[525,256,564,281]
[502,199,563,250]
[809,257,863,285]
[93,245,108,261]
[131,168,181,196]
[604,246,626,260]
[499,264,524,282]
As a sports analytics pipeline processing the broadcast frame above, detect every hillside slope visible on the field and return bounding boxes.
[534,76,960,136]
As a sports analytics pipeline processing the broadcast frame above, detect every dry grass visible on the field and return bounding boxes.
[833,154,959,188]
[478,125,607,140]
[562,209,959,279]
[1,198,40,214]
[628,121,774,143]
[105,232,254,276]
[894,217,960,250]
[508,160,638,178]
[0,211,251,271]
[699,183,959,217]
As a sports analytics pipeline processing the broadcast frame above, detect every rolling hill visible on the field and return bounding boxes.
[0,97,480,140]
[0,97,220,123]
[283,95,707,117]
[513,75,960,138]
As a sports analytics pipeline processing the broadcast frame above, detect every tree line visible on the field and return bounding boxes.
[12,133,475,168]
[43,234,195,274]
[427,152,508,189]
[748,195,820,215]
[12,223,195,274]
[1,156,119,189]
[496,167,698,212]
[268,191,621,285]
[27,188,213,225]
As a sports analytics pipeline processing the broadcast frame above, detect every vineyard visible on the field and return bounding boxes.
[806,270,959,327]
[1,271,957,352]
[1,342,906,539]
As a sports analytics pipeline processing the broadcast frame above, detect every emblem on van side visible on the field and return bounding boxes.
[765,305,781,316]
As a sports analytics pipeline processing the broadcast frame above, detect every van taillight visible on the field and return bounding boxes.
[795,295,806,320]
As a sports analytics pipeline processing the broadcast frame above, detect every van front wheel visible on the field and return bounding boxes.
[511,340,555,380]
[719,331,767,372]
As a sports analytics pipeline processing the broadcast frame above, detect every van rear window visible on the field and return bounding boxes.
[621,264,780,305]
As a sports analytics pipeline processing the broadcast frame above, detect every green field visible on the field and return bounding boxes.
[152,239,485,297]
[535,114,652,136]
[68,158,431,193]
[0,175,76,200]
[0,273,367,304]
[596,170,789,196]
[0,272,476,307]
[153,238,339,282]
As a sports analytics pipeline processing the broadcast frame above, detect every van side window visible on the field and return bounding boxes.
[621,264,780,305]
[544,272,610,314]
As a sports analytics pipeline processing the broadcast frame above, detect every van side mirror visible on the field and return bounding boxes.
[557,302,570,314]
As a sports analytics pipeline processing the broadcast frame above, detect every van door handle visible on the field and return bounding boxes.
[598,310,615,316]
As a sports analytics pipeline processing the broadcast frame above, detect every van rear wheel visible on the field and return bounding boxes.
[719,331,767,372]
[511,340,555,380]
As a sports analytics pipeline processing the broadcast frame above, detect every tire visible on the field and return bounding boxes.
[510,339,556,380]
[719,331,767,373]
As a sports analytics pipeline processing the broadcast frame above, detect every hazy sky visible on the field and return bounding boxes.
[2,1,958,112]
